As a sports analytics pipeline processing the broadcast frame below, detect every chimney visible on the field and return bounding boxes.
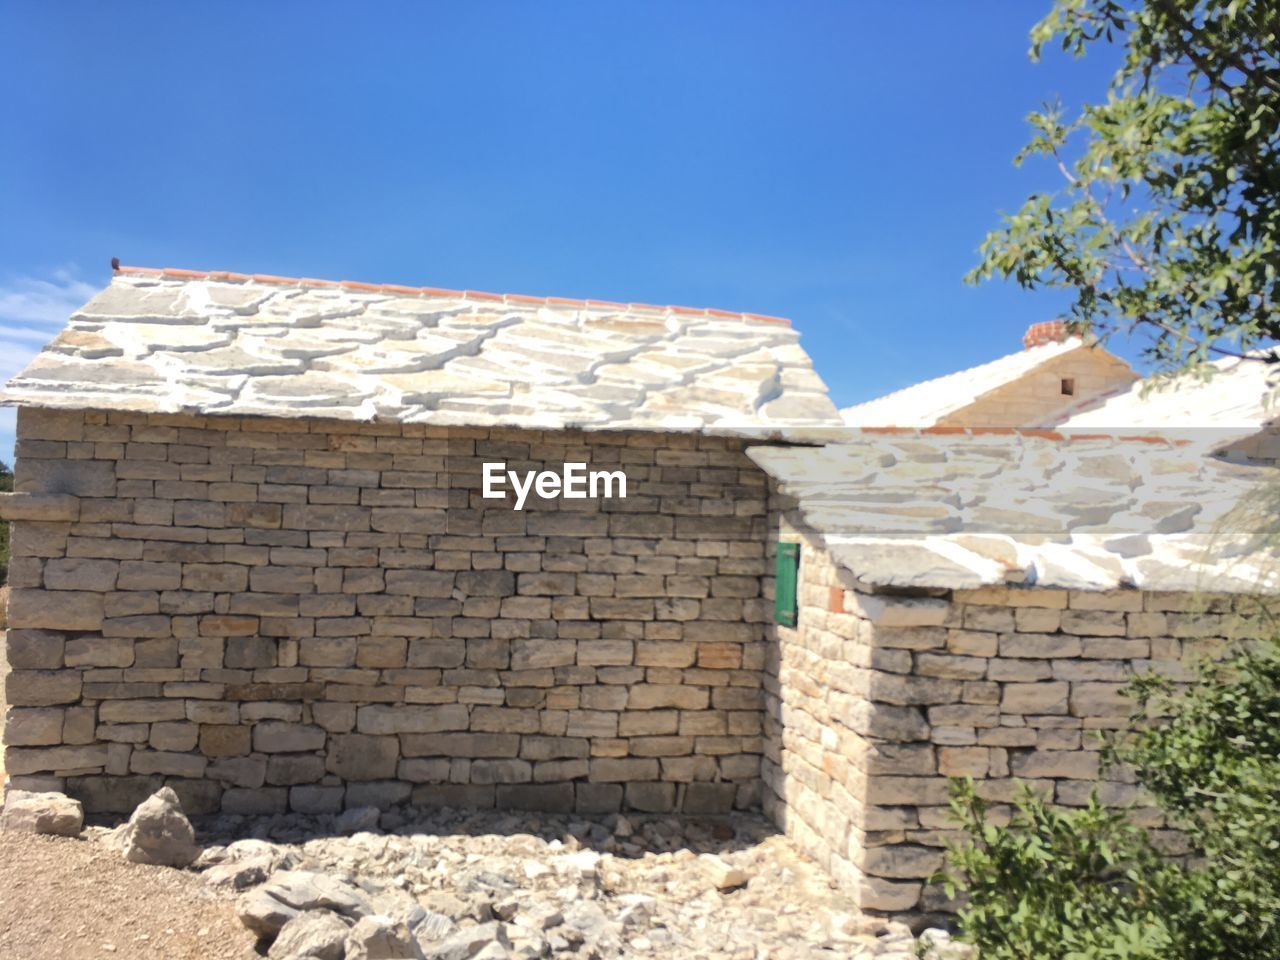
[1023,320,1069,350]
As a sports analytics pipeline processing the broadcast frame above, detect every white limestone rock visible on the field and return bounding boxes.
[700,854,748,891]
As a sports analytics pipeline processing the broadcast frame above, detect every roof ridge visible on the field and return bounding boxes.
[111,263,792,327]
[850,425,1188,446]
[840,335,1089,421]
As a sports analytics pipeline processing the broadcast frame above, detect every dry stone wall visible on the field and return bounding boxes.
[6,403,1267,925]
[763,515,1271,924]
[763,527,877,895]
[3,408,770,817]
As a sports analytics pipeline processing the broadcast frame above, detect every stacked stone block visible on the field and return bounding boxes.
[933,347,1136,428]
[763,519,1270,923]
[3,408,769,816]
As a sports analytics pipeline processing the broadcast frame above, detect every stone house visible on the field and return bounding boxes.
[841,320,1139,429]
[1051,352,1280,462]
[843,317,1279,460]
[0,265,842,821]
[751,430,1275,920]
[2,264,1276,924]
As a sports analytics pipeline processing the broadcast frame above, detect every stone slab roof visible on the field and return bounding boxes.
[840,336,1099,427]
[749,429,1280,593]
[0,266,841,436]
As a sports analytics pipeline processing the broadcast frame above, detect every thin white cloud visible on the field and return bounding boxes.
[0,268,94,372]
[0,326,72,343]
[0,268,94,466]
[0,270,95,329]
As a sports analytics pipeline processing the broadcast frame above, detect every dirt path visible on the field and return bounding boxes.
[0,831,260,960]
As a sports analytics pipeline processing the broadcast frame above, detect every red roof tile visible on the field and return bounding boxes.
[847,426,1184,446]
[112,263,792,327]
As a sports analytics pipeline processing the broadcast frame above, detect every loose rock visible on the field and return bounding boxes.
[424,921,510,960]
[700,854,748,891]
[513,903,562,932]
[120,787,200,867]
[562,901,615,944]
[237,870,372,939]
[201,840,297,890]
[204,855,277,891]
[345,915,425,959]
[100,805,970,959]
[268,909,350,960]
[919,927,977,960]
[1,790,84,837]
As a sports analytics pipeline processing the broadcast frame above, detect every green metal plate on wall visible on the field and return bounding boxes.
[775,541,799,626]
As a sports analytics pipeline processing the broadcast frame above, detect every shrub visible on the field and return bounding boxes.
[941,633,1280,960]
[1107,636,1280,956]
[941,781,1177,960]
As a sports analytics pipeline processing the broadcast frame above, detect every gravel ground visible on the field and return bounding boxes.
[0,806,963,960]
[0,831,259,960]
[190,807,941,958]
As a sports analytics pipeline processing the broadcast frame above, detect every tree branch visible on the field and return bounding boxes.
[1154,0,1280,96]
[1132,313,1269,361]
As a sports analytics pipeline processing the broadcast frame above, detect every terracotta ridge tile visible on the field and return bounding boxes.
[844,426,1183,446]
[109,263,793,326]
[1122,435,1177,445]
[1017,429,1064,441]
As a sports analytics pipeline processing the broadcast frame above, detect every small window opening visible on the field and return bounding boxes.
[1060,377,1076,396]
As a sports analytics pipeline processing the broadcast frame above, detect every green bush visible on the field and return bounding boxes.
[940,633,1280,960]
[941,782,1177,960]
[1108,637,1280,954]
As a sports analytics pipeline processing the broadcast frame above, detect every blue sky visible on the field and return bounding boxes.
[0,1,1130,462]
